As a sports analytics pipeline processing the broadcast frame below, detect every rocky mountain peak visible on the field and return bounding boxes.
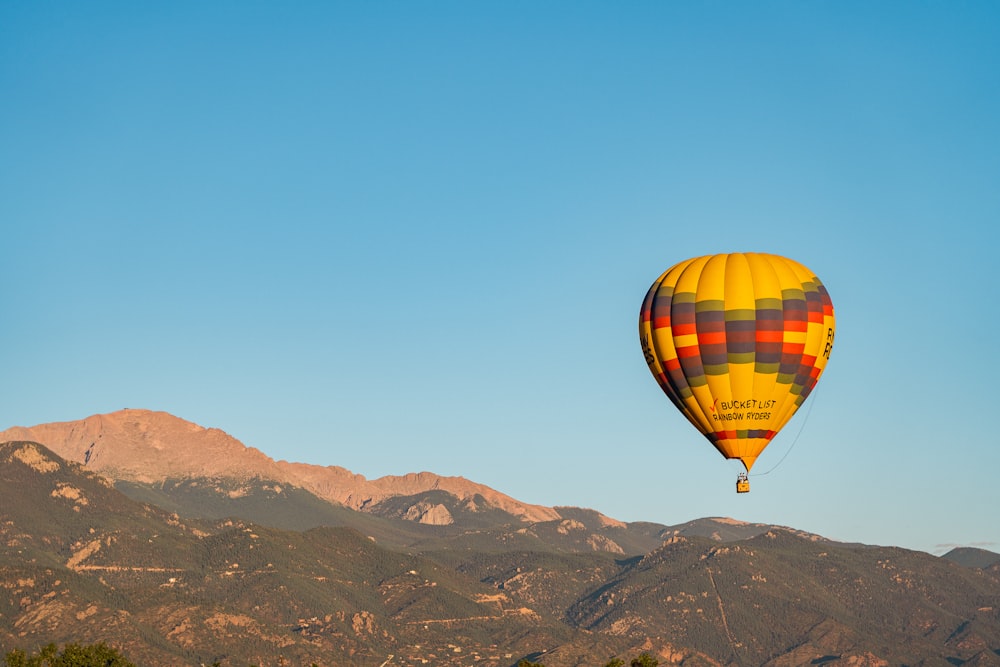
[0,409,562,523]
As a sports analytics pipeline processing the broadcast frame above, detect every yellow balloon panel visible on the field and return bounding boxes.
[639,253,836,472]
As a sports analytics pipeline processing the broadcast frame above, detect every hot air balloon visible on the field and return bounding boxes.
[639,253,835,493]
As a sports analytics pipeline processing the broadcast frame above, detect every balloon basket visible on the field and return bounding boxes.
[736,473,750,494]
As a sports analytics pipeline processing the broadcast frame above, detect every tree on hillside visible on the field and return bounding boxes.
[4,642,135,667]
[603,659,625,667]
[630,653,658,667]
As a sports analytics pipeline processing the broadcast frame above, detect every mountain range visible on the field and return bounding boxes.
[1,410,998,666]
[0,409,561,523]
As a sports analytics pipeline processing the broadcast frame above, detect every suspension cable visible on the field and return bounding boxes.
[750,384,822,477]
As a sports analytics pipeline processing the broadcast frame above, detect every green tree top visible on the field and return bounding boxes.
[630,653,659,667]
[4,642,135,667]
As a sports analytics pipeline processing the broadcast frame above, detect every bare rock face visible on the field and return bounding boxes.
[586,534,625,554]
[404,502,455,526]
[0,409,561,524]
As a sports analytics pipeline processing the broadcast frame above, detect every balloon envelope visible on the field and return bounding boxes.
[639,253,835,472]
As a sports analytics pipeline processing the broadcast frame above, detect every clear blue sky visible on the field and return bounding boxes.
[3,2,998,556]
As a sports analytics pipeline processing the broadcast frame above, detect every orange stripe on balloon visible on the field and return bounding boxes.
[698,331,727,345]
[755,330,784,343]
